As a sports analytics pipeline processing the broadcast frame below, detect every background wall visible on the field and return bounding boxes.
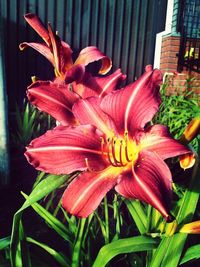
[0,0,167,111]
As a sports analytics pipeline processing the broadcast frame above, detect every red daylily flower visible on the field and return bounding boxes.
[25,66,194,221]
[20,13,126,126]
[20,13,112,82]
[27,69,126,126]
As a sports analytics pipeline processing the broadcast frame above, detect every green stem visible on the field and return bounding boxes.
[71,218,86,267]
[104,196,110,244]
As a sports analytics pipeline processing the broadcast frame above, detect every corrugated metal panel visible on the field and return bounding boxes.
[1,0,167,111]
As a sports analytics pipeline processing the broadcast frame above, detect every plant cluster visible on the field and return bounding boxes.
[1,14,200,267]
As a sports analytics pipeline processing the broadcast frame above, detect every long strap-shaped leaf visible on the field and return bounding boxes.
[10,174,70,267]
[180,244,200,265]
[149,162,200,267]
[92,235,159,267]
[26,237,70,267]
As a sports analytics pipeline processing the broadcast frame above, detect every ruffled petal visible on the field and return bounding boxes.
[72,97,116,136]
[24,13,50,45]
[27,81,79,125]
[139,124,193,160]
[115,151,173,221]
[25,125,107,174]
[72,69,126,98]
[75,46,112,74]
[19,42,54,65]
[101,65,162,134]
[62,166,119,217]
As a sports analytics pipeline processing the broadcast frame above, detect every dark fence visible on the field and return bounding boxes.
[177,0,200,72]
[0,0,167,111]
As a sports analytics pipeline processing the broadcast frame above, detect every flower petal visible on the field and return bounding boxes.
[115,151,173,221]
[62,166,119,217]
[75,46,112,74]
[24,13,50,45]
[19,42,54,66]
[25,125,107,174]
[179,117,200,144]
[64,64,85,83]
[101,65,162,134]
[179,153,195,170]
[139,124,193,160]
[72,69,126,98]
[180,220,200,234]
[72,97,116,136]
[47,24,73,74]
[27,81,79,125]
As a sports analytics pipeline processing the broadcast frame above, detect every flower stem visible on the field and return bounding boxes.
[104,196,110,244]
[71,218,86,267]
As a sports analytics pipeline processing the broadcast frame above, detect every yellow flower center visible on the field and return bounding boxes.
[101,131,139,167]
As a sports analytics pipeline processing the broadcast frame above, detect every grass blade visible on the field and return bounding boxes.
[26,237,70,267]
[21,192,73,244]
[124,199,147,234]
[10,173,70,267]
[0,236,11,250]
[180,244,200,265]
[92,235,159,267]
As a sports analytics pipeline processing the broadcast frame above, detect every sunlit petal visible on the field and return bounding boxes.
[25,125,107,174]
[24,13,50,45]
[101,65,162,134]
[139,124,193,160]
[179,153,195,170]
[180,220,200,234]
[179,117,200,144]
[62,166,120,217]
[71,69,126,98]
[27,80,79,125]
[115,151,173,221]
[72,97,116,136]
[75,46,112,74]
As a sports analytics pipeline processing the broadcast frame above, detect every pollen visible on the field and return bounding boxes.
[101,131,138,167]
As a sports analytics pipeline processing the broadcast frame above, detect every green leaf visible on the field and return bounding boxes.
[72,218,86,267]
[21,192,73,244]
[180,244,200,264]
[0,236,11,250]
[149,162,200,267]
[26,237,70,267]
[124,199,147,234]
[10,173,70,267]
[92,235,159,267]
[19,174,69,212]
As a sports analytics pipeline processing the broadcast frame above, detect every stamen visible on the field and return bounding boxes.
[111,138,120,166]
[119,140,126,166]
[100,137,107,162]
[124,131,132,162]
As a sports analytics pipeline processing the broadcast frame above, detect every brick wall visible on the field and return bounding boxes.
[160,35,200,98]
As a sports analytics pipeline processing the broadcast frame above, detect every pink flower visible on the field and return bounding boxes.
[20,13,112,82]
[25,66,193,221]
[20,13,126,126]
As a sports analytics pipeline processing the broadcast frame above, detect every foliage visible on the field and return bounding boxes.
[1,74,199,266]
[11,99,55,151]
[153,80,200,154]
